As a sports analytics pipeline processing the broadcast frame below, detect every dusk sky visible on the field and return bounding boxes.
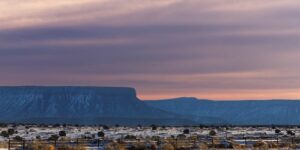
[0,0,300,100]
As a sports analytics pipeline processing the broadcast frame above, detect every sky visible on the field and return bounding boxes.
[0,0,300,100]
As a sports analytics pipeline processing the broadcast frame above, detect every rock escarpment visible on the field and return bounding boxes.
[0,86,193,125]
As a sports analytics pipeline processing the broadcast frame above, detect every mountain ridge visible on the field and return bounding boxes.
[0,86,199,125]
[1,86,299,125]
[145,97,300,125]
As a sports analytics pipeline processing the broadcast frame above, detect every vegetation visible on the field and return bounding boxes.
[161,143,174,150]
[105,142,125,150]
[1,124,300,149]
[275,129,281,134]
[151,124,157,130]
[0,131,9,138]
[209,130,217,136]
[183,129,190,134]
[287,130,295,136]
[102,125,110,130]
[48,134,59,141]
[57,145,86,150]
[27,141,55,150]
[0,128,16,137]
[13,136,23,141]
[97,131,105,138]
[59,131,67,137]
[124,135,137,140]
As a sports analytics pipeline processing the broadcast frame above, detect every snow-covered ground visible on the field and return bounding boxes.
[0,124,300,149]
[0,125,299,141]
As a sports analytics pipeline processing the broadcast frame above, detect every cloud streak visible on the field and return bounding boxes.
[0,0,300,100]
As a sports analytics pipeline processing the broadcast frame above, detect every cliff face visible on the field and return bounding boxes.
[0,86,186,125]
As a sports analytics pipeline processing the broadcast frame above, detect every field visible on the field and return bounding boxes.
[0,124,299,149]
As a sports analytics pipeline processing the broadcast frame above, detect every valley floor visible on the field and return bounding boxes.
[0,124,299,149]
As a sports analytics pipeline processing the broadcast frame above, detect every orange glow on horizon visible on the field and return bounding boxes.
[138,89,300,100]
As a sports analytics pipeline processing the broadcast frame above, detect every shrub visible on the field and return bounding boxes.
[161,143,174,150]
[287,130,295,136]
[7,129,15,135]
[177,134,186,139]
[0,123,7,128]
[132,143,147,150]
[105,142,125,150]
[36,135,41,140]
[53,124,60,127]
[27,141,55,150]
[199,142,208,150]
[124,135,137,140]
[103,125,110,130]
[253,141,268,149]
[48,135,59,141]
[151,124,157,130]
[13,136,23,141]
[57,145,86,150]
[275,129,281,134]
[59,131,67,137]
[98,131,105,138]
[209,130,217,136]
[0,131,9,138]
[183,129,190,134]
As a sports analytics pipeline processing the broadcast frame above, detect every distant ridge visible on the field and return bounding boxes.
[2,86,299,125]
[145,97,300,125]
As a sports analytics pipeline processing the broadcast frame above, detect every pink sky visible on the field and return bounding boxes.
[0,0,300,100]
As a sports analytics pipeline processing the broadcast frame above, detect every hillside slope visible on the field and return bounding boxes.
[146,97,300,125]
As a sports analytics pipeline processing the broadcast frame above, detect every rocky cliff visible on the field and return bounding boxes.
[0,86,194,125]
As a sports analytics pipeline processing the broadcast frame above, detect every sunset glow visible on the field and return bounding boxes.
[1,0,300,100]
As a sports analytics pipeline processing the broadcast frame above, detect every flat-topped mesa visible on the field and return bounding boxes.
[0,86,140,120]
[0,86,196,125]
[0,86,137,97]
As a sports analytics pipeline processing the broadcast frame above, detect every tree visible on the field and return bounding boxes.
[287,130,295,136]
[183,129,190,134]
[271,125,276,129]
[102,125,110,130]
[36,135,41,140]
[199,125,205,129]
[0,131,9,138]
[209,130,217,147]
[98,131,105,138]
[59,131,66,137]
[275,129,281,134]
[7,128,15,135]
[209,130,217,136]
[275,129,281,144]
[0,123,7,128]
[151,124,157,130]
